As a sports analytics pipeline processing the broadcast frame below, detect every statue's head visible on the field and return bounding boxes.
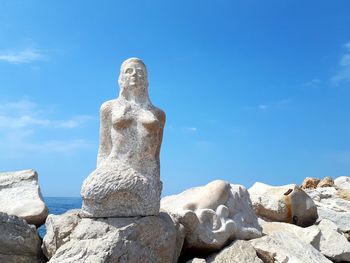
[118,58,148,96]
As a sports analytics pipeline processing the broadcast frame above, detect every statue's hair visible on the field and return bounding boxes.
[120,57,147,75]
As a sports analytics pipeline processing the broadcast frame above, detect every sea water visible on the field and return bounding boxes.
[38,197,82,238]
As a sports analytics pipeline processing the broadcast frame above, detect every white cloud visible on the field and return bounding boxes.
[0,48,44,64]
[303,78,321,87]
[0,99,94,129]
[182,127,198,132]
[246,99,290,112]
[331,42,350,85]
[0,99,95,156]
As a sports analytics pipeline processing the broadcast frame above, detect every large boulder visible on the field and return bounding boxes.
[301,177,320,189]
[259,219,321,247]
[250,232,332,263]
[317,219,350,262]
[334,176,350,190]
[0,169,48,226]
[206,240,263,263]
[249,182,317,226]
[161,180,262,254]
[43,210,180,263]
[305,187,350,232]
[0,212,44,262]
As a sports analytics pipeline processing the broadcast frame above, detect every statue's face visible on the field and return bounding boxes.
[120,62,147,89]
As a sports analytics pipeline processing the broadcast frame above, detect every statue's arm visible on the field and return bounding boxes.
[97,101,112,167]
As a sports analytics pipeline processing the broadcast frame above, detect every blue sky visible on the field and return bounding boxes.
[1,0,350,197]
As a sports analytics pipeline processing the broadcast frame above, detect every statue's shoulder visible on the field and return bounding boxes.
[100,99,118,113]
[152,106,166,124]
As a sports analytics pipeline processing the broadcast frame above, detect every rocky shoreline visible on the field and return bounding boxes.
[1,169,350,262]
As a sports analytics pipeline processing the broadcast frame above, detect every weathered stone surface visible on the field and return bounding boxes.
[301,177,320,189]
[335,176,350,190]
[306,187,350,232]
[81,58,165,217]
[0,169,48,226]
[249,182,317,226]
[0,212,44,262]
[317,176,334,188]
[161,180,262,253]
[43,210,179,263]
[206,240,263,263]
[317,219,350,262]
[42,209,82,259]
[259,218,321,247]
[250,232,332,263]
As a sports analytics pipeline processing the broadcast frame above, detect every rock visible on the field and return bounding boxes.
[259,218,321,247]
[334,176,350,191]
[161,180,262,253]
[206,240,263,263]
[250,232,332,263]
[43,211,179,263]
[42,209,82,259]
[316,219,350,262]
[301,177,320,189]
[186,259,207,263]
[0,169,48,226]
[81,58,165,217]
[249,182,317,226]
[317,177,334,188]
[0,212,44,262]
[305,187,350,232]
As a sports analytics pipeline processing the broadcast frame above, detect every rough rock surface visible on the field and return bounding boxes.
[335,176,350,190]
[43,210,179,263]
[0,212,44,262]
[301,177,320,189]
[317,219,350,262]
[258,218,321,247]
[250,232,332,263]
[0,169,48,226]
[306,187,350,232]
[81,58,165,217]
[317,176,334,188]
[42,209,82,259]
[161,180,262,253]
[249,182,317,226]
[206,240,263,263]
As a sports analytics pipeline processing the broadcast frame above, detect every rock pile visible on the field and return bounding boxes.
[2,58,350,262]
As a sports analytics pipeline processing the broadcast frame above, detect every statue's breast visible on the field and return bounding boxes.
[111,106,134,130]
[138,110,161,132]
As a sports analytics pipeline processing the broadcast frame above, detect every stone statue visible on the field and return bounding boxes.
[81,58,166,217]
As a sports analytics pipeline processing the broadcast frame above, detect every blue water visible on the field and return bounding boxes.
[38,197,82,238]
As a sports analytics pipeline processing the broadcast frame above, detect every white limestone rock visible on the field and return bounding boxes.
[249,182,317,226]
[250,232,332,263]
[317,219,350,262]
[0,169,48,226]
[259,218,321,247]
[81,58,165,217]
[206,240,263,263]
[161,180,262,253]
[305,187,350,232]
[43,210,179,263]
[334,176,350,190]
[42,209,82,259]
[0,212,44,262]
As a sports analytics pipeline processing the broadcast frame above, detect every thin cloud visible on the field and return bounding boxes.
[246,99,290,112]
[182,127,198,132]
[303,78,321,87]
[0,99,94,129]
[0,99,95,156]
[331,42,350,85]
[0,48,45,64]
